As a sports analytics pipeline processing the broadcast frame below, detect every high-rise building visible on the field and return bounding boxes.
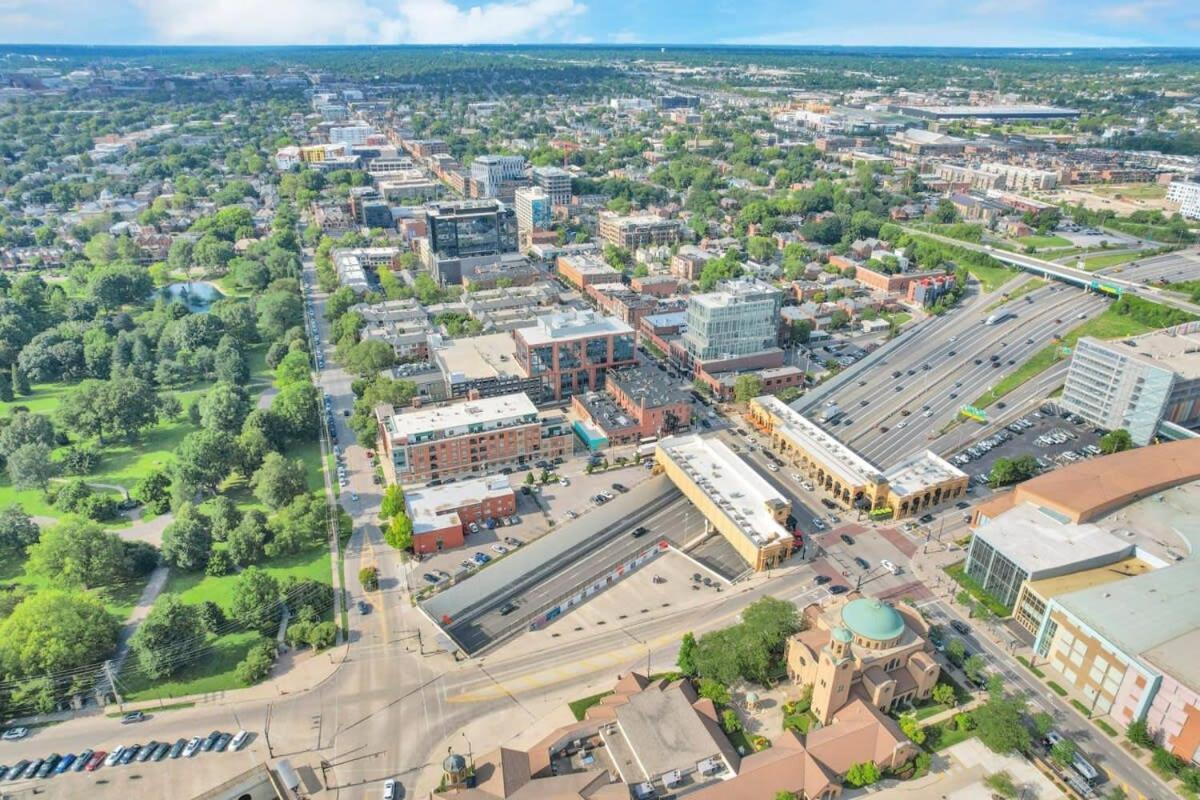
[470,155,526,198]
[329,124,374,146]
[513,309,637,401]
[656,94,701,110]
[682,279,782,365]
[423,200,515,285]
[532,166,572,207]
[1167,180,1200,220]
[514,186,552,239]
[598,213,682,249]
[1060,323,1200,445]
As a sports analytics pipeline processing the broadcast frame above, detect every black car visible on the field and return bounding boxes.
[919,513,935,524]
[955,501,970,509]
[0,766,9,781]
[169,739,187,759]
[119,746,140,765]
[499,601,517,616]
[854,557,869,570]
[820,498,837,510]
[813,575,832,585]
[828,585,849,595]
[153,743,171,761]
[840,533,855,546]
[631,526,650,538]
[36,755,60,778]
[950,620,971,636]
[612,482,628,493]
[202,731,221,752]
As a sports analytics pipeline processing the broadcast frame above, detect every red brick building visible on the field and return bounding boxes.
[405,476,517,554]
[513,309,637,401]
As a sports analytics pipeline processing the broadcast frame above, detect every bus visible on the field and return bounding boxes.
[818,404,845,425]
[984,311,1014,325]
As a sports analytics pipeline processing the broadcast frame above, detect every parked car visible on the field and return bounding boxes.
[104,749,124,768]
[72,749,93,773]
[881,559,899,575]
[118,746,139,765]
[853,556,869,570]
[35,755,60,778]
[230,731,250,752]
[1,728,29,741]
[384,778,400,799]
[422,573,440,584]
[137,742,158,762]
[491,544,509,555]
[202,731,222,752]
[6,760,29,781]
[183,737,202,758]
[472,552,491,565]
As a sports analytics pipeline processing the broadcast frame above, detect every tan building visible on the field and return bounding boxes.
[786,596,941,725]
[598,213,682,249]
[1012,556,1153,636]
[655,434,794,571]
[747,396,967,519]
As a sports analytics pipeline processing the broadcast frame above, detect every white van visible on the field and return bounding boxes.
[880,559,900,575]
[230,730,250,751]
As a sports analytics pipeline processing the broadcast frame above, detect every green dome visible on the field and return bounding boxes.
[841,599,904,642]
[832,627,853,643]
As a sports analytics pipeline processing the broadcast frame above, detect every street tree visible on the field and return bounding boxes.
[733,374,764,403]
[973,691,1031,754]
[1051,737,1078,769]
[677,632,698,676]
[1099,429,1133,454]
[381,485,406,518]
[384,512,413,551]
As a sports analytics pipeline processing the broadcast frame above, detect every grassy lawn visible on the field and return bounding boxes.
[882,311,912,327]
[568,690,613,721]
[0,546,149,621]
[964,262,1017,293]
[0,382,73,419]
[119,630,264,702]
[1092,183,1167,200]
[783,710,816,733]
[1080,250,1145,271]
[923,718,976,752]
[163,544,331,612]
[1018,234,1072,249]
[972,345,1067,410]
[727,729,754,755]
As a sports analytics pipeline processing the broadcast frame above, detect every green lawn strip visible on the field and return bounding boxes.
[1017,655,1045,678]
[883,311,912,327]
[1048,682,1068,697]
[569,690,614,721]
[1070,699,1092,718]
[1018,234,1072,249]
[963,261,1017,293]
[1095,719,1118,737]
[984,278,1047,312]
[107,700,195,716]
[1080,250,1145,271]
[943,563,1011,618]
[0,382,73,418]
[971,345,1066,410]
[727,729,755,755]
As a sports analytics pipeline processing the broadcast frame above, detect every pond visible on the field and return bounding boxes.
[155,281,225,313]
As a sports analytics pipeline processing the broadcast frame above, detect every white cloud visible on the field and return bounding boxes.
[724,20,1146,48]
[1097,0,1172,21]
[133,0,585,45]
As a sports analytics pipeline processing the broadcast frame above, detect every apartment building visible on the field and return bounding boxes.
[470,155,526,198]
[514,186,552,245]
[1168,180,1200,220]
[1060,323,1200,445]
[681,279,783,370]
[532,166,572,207]
[598,213,682,249]
[328,124,374,146]
[375,393,572,485]
[513,308,637,401]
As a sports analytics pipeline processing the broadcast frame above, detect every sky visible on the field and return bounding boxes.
[2,0,1200,47]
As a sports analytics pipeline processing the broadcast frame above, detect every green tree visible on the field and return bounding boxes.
[385,513,414,551]
[5,442,56,489]
[989,455,1040,488]
[1048,736,1077,768]
[733,374,764,403]
[129,595,206,680]
[207,495,242,542]
[697,677,731,706]
[133,469,172,515]
[973,692,1031,754]
[234,639,276,684]
[0,504,40,550]
[844,761,881,788]
[251,452,308,510]
[231,567,282,633]
[0,411,55,453]
[267,494,326,556]
[26,518,129,590]
[0,591,120,678]
[963,653,987,684]
[1126,718,1154,748]
[381,485,406,518]
[198,600,226,632]
[677,632,699,676]
[931,682,957,707]
[200,382,251,436]
[174,429,236,496]
[1099,429,1133,454]
[898,714,926,745]
[160,502,212,572]
[945,638,967,667]
[740,597,800,655]
[274,349,312,386]
[227,509,269,566]
[359,566,379,591]
[721,708,743,734]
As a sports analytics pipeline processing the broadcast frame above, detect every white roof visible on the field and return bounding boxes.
[756,395,884,488]
[975,503,1133,577]
[517,308,633,346]
[658,434,790,549]
[405,476,513,535]
[884,451,967,498]
[384,393,537,441]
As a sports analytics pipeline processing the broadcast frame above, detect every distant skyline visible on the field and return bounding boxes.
[3,0,1200,48]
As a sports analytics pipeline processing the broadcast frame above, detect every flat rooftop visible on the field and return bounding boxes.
[382,392,538,441]
[615,683,727,783]
[1024,556,1155,601]
[883,450,967,498]
[405,476,513,535]
[657,434,790,549]
[758,395,884,488]
[1084,321,1200,379]
[1056,559,1200,670]
[608,364,691,408]
[431,332,523,382]
[898,104,1079,118]
[975,503,1133,577]
[517,308,633,346]
[689,279,780,309]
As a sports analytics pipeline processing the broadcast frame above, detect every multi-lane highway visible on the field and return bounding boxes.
[814,279,1109,467]
[1098,246,1200,285]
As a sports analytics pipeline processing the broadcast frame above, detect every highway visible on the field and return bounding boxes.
[815,279,1108,467]
[903,227,1200,316]
[1098,246,1200,284]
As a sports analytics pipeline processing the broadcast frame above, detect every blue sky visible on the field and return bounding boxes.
[3,0,1200,47]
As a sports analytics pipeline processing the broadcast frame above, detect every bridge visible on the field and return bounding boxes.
[902,228,1200,317]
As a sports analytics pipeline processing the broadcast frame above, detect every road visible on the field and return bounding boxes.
[904,227,1200,316]
[921,597,1174,800]
[1097,245,1200,284]
[813,279,1107,467]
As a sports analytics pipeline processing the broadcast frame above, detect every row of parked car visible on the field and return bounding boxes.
[0,730,249,782]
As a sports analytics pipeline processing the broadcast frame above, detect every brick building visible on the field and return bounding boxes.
[514,309,637,401]
[404,476,517,554]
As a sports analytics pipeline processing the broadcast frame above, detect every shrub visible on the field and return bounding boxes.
[235,639,276,685]
[359,566,379,591]
[721,709,743,734]
[1127,719,1154,748]
[205,548,234,577]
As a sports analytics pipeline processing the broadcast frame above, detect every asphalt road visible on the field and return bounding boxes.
[1098,246,1200,284]
[819,281,1108,467]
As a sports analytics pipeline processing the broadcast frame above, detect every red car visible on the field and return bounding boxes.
[85,751,106,771]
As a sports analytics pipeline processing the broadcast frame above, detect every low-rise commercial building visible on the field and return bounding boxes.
[655,434,793,571]
[556,252,621,289]
[333,247,401,293]
[375,393,572,485]
[571,363,692,448]
[1060,322,1200,445]
[513,309,637,401]
[430,332,544,402]
[404,476,516,554]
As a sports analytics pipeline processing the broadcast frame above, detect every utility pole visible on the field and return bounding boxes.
[102,660,123,706]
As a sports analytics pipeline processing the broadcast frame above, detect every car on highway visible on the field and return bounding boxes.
[631,526,650,538]
[2,727,29,741]
[839,533,855,546]
[498,601,518,616]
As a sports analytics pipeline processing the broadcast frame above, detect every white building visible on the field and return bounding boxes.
[1167,180,1200,220]
[470,155,526,198]
[329,124,375,146]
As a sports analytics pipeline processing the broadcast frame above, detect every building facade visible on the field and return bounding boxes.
[470,155,526,198]
[532,166,572,207]
[513,309,637,401]
[682,279,783,366]
[404,476,517,554]
[598,213,682,249]
[514,186,552,240]
[1167,180,1200,220]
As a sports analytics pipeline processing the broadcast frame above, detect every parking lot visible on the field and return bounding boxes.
[948,403,1104,488]
[411,459,657,587]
